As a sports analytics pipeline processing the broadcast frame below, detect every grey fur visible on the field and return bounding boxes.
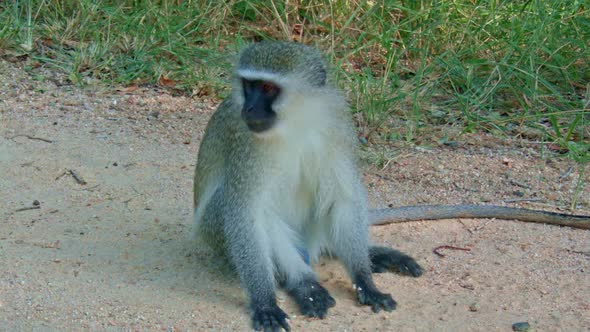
[238,41,327,87]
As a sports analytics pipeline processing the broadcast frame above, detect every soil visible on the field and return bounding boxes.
[1,59,589,331]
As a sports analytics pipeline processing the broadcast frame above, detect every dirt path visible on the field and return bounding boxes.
[1,60,589,331]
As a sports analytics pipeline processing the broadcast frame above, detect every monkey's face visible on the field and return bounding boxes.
[240,78,282,133]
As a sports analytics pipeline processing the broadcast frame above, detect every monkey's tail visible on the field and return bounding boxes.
[369,204,590,230]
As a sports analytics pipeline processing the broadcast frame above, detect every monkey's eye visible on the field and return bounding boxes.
[260,81,279,95]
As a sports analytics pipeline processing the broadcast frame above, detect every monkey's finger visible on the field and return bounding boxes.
[261,315,278,332]
[253,319,262,331]
[371,302,381,313]
[252,309,290,332]
[327,295,336,308]
[381,296,396,312]
[401,258,423,277]
[269,316,279,332]
[276,316,290,332]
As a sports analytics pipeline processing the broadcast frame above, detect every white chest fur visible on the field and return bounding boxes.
[253,92,357,232]
[259,127,354,232]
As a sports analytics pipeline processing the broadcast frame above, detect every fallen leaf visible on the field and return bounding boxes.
[158,76,176,87]
[117,85,139,93]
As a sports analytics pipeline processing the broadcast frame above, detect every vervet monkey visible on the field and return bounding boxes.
[193,41,590,331]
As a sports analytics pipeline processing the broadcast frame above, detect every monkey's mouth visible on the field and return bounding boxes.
[245,118,276,133]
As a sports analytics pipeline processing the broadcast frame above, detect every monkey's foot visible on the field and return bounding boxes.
[369,246,423,277]
[251,303,290,332]
[287,279,335,319]
[354,280,397,313]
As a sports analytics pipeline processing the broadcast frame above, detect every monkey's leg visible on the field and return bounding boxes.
[329,203,397,312]
[369,246,423,277]
[222,212,290,332]
[269,224,335,319]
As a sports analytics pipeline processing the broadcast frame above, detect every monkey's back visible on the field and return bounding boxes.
[192,99,239,253]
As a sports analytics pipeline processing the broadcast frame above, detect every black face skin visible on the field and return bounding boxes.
[241,78,281,133]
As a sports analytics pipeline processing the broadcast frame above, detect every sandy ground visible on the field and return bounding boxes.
[1,59,589,332]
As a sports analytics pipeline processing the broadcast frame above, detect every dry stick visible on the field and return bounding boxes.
[56,170,87,185]
[55,171,67,180]
[460,219,494,234]
[565,249,589,257]
[68,169,87,185]
[80,184,100,191]
[433,245,471,257]
[509,179,532,189]
[503,198,544,203]
[373,172,396,183]
[9,134,54,143]
[15,206,41,212]
[559,166,574,179]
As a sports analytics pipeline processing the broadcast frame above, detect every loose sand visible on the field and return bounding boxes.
[1,60,588,331]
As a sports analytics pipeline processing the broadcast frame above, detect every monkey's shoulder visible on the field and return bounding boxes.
[205,98,250,137]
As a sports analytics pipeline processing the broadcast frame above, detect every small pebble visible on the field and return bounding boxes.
[32,200,40,206]
[468,303,479,312]
[512,321,532,332]
[512,190,525,197]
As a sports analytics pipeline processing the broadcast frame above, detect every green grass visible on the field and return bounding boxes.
[1,1,588,168]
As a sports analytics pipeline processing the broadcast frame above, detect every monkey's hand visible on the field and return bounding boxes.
[251,303,290,332]
[355,280,397,313]
[287,279,336,319]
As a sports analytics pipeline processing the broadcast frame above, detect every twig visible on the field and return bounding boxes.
[468,219,493,233]
[68,169,87,185]
[80,184,100,191]
[373,173,396,183]
[509,179,531,189]
[15,206,41,212]
[380,158,395,171]
[565,249,589,257]
[433,245,471,257]
[56,169,87,185]
[9,134,54,143]
[460,219,493,234]
[559,166,574,180]
[55,171,67,180]
[503,198,544,203]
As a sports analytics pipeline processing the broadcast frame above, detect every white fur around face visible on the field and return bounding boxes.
[247,82,358,262]
[237,69,290,87]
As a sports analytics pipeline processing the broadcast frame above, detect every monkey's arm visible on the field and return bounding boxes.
[223,208,290,331]
[369,205,590,229]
